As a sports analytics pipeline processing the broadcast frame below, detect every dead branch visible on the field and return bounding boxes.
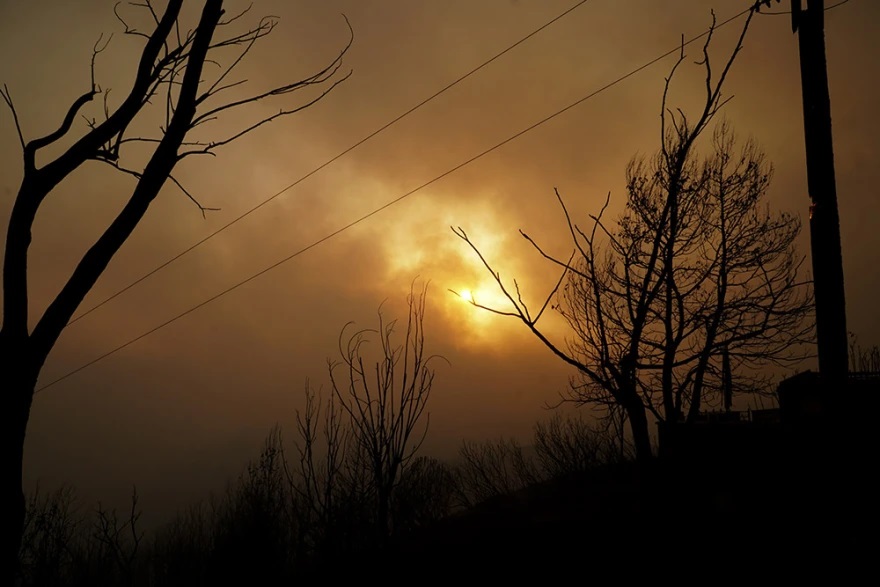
[0,85,26,151]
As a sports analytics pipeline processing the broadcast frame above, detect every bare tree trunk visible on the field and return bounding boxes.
[1,333,37,585]
[622,393,652,465]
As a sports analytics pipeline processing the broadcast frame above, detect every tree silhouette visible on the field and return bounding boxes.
[290,383,355,560]
[0,1,351,579]
[454,11,813,463]
[329,283,445,540]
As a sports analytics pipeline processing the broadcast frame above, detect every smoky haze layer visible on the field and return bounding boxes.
[0,0,877,525]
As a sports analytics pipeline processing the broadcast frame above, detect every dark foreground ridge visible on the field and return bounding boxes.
[337,373,880,581]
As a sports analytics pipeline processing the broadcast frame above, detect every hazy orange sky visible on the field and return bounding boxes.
[2,0,878,524]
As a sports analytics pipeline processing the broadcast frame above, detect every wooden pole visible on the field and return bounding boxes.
[793,0,849,387]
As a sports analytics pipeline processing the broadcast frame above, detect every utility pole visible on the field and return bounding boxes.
[792,0,848,388]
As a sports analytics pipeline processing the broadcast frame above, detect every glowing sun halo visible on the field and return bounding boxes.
[459,289,474,303]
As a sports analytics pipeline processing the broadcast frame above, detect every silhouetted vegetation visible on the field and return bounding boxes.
[454,10,813,462]
[327,283,442,542]
[10,2,875,583]
[14,278,625,583]
[849,334,879,373]
[1,1,351,579]
[17,408,631,585]
[453,412,631,509]
[18,486,145,586]
[454,437,538,507]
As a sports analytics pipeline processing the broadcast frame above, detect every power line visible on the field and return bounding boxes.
[37,4,756,393]
[757,0,852,16]
[67,0,593,326]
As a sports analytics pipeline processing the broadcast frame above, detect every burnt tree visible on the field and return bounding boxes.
[1,1,351,579]
[454,10,812,463]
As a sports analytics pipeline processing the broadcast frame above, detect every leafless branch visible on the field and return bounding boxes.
[218,2,254,27]
[113,2,151,40]
[168,175,220,217]
[203,13,270,99]
[182,69,351,158]
[0,85,26,151]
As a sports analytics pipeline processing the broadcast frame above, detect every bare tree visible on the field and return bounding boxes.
[92,488,144,585]
[453,10,813,463]
[453,438,539,508]
[329,283,445,539]
[1,1,351,578]
[211,429,296,583]
[848,334,880,374]
[533,412,628,478]
[18,485,81,585]
[289,382,353,558]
